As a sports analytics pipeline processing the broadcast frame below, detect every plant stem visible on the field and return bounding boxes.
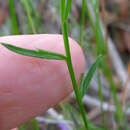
[80,0,86,46]
[84,0,106,55]
[21,0,36,34]
[60,1,89,129]
[9,0,19,35]
[61,19,89,130]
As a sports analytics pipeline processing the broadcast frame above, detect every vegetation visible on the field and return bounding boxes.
[0,0,129,129]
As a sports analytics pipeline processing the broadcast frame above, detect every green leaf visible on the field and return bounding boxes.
[80,55,104,98]
[1,43,66,60]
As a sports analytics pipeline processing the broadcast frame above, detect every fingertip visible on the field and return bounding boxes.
[0,34,85,129]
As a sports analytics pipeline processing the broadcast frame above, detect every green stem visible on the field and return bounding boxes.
[60,0,90,129]
[9,0,19,35]
[60,0,89,126]
[84,1,106,55]
[61,19,89,130]
[80,0,86,46]
[21,0,36,34]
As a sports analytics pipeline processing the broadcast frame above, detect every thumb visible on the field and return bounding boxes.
[0,34,85,130]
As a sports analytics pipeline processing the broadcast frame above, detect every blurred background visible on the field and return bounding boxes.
[0,0,130,129]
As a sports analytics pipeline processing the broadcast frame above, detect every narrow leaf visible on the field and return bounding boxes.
[80,55,103,98]
[1,43,66,60]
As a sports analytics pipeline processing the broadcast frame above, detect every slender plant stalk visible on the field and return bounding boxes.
[100,0,108,43]
[28,0,45,33]
[84,0,95,30]
[60,0,89,129]
[21,0,36,34]
[9,0,19,34]
[80,0,86,46]
[84,0,106,55]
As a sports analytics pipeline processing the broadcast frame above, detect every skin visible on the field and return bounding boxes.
[0,34,85,130]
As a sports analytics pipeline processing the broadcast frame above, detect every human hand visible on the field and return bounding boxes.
[0,34,85,130]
